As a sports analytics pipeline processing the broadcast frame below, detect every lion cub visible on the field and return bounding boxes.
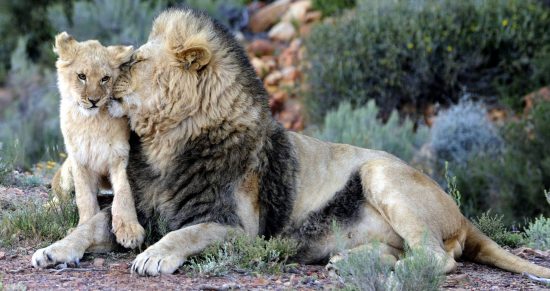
[51,32,144,249]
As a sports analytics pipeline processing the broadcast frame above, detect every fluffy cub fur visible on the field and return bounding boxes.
[33,11,550,280]
[52,32,144,249]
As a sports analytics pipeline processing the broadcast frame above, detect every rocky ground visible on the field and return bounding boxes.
[1,185,550,290]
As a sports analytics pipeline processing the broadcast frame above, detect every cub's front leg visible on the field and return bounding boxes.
[132,223,236,276]
[110,159,145,249]
[32,210,115,268]
[71,160,100,225]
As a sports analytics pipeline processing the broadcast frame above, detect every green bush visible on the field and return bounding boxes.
[0,0,73,84]
[312,0,355,16]
[335,244,444,291]
[187,233,298,275]
[314,101,429,162]
[0,142,16,185]
[431,101,503,167]
[304,0,550,120]
[0,195,78,247]
[0,39,62,169]
[524,215,550,250]
[454,101,550,223]
[48,0,166,47]
[473,211,524,248]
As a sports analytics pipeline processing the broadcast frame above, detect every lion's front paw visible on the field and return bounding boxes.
[112,216,145,249]
[131,246,184,276]
[31,242,84,269]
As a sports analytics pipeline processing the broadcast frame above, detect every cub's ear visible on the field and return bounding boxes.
[174,45,212,71]
[108,45,134,67]
[53,32,77,59]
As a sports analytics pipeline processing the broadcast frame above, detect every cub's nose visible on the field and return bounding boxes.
[88,98,98,106]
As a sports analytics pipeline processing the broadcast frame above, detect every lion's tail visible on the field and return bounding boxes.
[464,220,550,278]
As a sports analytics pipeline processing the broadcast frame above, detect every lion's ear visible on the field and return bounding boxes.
[54,32,77,60]
[108,45,134,67]
[174,46,212,71]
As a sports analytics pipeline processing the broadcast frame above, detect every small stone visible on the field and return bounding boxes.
[272,91,289,103]
[109,263,127,270]
[249,0,291,33]
[93,258,105,267]
[250,57,269,77]
[247,39,275,57]
[264,70,283,86]
[268,22,297,42]
[281,66,300,83]
[0,252,5,260]
[282,0,312,23]
[278,39,302,67]
[299,23,313,37]
[305,11,323,23]
[261,55,278,72]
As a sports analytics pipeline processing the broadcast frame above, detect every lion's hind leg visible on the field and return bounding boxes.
[48,159,74,209]
[360,159,462,274]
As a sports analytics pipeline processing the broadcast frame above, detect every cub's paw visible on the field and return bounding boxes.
[112,217,145,249]
[31,242,83,269]
[132,246,184,276]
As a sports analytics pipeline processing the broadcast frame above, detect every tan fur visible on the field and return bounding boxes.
[53,32,144,249]
[33,12,550,279]
[111,11,550,278]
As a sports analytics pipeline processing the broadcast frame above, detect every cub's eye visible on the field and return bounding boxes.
[101,76,111,83]
[77,73,86,81]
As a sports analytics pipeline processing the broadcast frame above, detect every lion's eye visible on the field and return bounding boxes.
[101,76,111,83]
[77,73,86,81]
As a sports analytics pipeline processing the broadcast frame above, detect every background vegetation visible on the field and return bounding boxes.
[305,0,550,120]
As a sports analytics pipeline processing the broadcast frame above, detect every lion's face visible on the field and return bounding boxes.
[111,40,167,116]
[112,10,214,124]
[55,32,133,116]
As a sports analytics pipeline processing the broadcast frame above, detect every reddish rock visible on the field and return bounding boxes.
[264,70,283,86]
[278,39,302,67]
[282,66,299,81]
[277,101,304,131]
[282,0,312,23]
[305,11,323,23]
[250,57,269,77]
[261,55,278,72]
[272,91,289,103]
[249,0,290,33]
[93,258,105,267]
[299,23,313,37]
[247,39,275,57]
[268,22,296,42]
[523,86,550,115]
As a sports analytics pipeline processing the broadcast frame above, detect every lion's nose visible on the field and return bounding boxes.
[88,98,98,106]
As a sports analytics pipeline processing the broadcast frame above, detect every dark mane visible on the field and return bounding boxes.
[128,8,298,240]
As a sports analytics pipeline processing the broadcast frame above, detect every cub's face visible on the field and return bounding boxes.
[54,32,133,116]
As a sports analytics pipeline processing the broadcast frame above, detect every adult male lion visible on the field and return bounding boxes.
[32,9,550,278]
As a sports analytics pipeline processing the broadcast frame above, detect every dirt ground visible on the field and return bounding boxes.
[1,186,550,290]
[1,247,549,290]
